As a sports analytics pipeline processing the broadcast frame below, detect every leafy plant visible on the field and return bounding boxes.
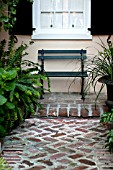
[0,157,11,170]
[0,0,33,32]
[105,130,113,153]
[0,35,50,138]
[0,67,18,137]
[0,0,50,138]
[100,109,113,125]
[100,109,113,153]
[85,35,113,104]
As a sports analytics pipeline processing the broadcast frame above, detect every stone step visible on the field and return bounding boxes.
[37,104,109,118]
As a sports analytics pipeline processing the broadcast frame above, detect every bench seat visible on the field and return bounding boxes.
[45,71,88,77]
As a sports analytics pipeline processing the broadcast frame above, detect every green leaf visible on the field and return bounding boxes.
[0,68,4,75]
[5,102,15,109]
[14,92,19,99]
[0,117,4,122]
[0,125,6,137]
[0,89,4,95]
[0,94,7,105]
[17,107,23,121]
[4,81,16,91]
[0,108,4,114]
[25,90,32,95]
[2,69,17,80]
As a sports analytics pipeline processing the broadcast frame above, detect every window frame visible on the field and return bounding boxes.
[32,0,92,40]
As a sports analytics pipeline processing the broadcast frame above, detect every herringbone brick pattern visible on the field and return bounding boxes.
[2,118,113,170]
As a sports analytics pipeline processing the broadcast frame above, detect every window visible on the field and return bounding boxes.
[32,0,91,39]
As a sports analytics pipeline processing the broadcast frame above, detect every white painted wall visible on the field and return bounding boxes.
[0,31,112,94]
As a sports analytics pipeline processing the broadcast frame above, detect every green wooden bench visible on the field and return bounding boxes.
[38,49,88,99]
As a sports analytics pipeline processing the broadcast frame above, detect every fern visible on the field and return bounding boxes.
[0,39,7,68]
[0,35,50,138]
[0,157,11,170]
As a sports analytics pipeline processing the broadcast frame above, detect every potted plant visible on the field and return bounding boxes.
[85,35,113,108]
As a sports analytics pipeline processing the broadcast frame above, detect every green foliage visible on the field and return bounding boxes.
[0,0,50,138]
[0,67,18,137]
[0,35,50,138]
[85,36,113,104]
[105,130,113,153]
[0,157,11,170]
[100,109,113,124]
[0,0,33,32]
[100,109,113,153]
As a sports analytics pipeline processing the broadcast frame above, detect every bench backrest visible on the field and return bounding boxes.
[38,49,87,60]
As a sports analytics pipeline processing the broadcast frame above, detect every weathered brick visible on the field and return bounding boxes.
[51,132,66,137]
[79,159,96,165]
[69,108,78,116]
[59,108,67,117]
[38,159,53,166]
[58,158,72,164]
[29,153,47,159]
[103,105,109,112]
[50,153,67,160]
[27,137,41,142]
[18,165,26,168]
[69,154,83,159]
[92,106,100,117]
[53,166,67,170]
[44,147,58,154]
[78,148,92,153]
[28,166,46,170]
[38,108,47,116]
[48,108,57,116]
[43,137,58,142]
[71,166,89,170]
[81,108,89,117]
[53,142,67,148]
[68,142,84,148]
[22,160,34,166]
[29,128,42,133]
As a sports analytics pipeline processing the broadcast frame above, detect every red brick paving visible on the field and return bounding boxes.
[1,118,113,169]
[0,93,113,170]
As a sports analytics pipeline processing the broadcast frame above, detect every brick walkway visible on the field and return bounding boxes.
[1,93,113,170]
[1,118,113,170]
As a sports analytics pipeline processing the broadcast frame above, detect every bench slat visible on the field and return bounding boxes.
[38,49,86,54]
[38,55,87,60]
[44,71,88,77]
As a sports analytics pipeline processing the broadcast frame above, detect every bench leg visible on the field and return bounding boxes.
[81,77,85,100]
[40,78,44,99]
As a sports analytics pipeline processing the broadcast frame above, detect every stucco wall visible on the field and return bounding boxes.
[1,31,112,94]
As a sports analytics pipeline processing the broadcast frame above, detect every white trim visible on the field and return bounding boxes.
[32,33,92,40]
[32,0,92,40]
